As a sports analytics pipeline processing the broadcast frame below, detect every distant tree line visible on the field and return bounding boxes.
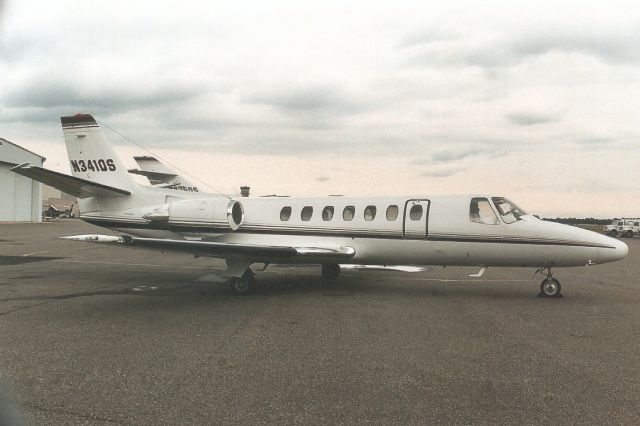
[542,217,612,225]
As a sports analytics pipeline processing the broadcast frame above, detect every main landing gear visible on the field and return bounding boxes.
[229,269,256,296]
[535,267,562,298]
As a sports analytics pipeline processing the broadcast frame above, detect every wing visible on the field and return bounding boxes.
[61,234,356,260]
[11,163,130,198]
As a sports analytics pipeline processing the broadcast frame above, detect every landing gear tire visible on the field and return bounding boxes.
[230,270,256,296]
[321,263,341,280]
[539,277,562,298]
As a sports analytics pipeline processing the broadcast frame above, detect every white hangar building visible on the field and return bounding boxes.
[0,138,45,222]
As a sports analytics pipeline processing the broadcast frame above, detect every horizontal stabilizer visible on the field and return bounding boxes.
[128,168,177,183]
[129,156,199,191]
[11,163,131,198]
[61,234,356,260]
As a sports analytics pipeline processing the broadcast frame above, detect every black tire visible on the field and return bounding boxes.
[321,263,341,280]
[625,230,634,238]
[230,270,255,296]
[539,277,562,298]
[609,229,618,237]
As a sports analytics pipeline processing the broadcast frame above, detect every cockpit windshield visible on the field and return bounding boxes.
[491,197,527,224]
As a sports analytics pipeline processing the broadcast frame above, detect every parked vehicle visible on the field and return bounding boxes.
[604,219,640,238]
[42,204,76,220]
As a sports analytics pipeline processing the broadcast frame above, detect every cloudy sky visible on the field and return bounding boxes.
[1,0,639,217]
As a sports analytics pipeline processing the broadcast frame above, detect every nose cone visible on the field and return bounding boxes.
[601,238,629,263]
[616,240,629,260]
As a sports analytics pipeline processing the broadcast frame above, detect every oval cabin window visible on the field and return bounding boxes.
[301,206,313,221]
[364,205,377,221]
[343,206,355,221]
[280,206,292,221]
[386,205,398,221]
[322,206,334,221]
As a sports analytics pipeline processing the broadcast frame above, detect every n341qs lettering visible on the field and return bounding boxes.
[70,159,116,172]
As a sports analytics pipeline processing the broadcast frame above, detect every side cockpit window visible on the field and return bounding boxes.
[470,198,499,225]
[491,197,526,224]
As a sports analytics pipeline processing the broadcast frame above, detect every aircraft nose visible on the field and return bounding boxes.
[598,237,628,264]
[614,239,629,260]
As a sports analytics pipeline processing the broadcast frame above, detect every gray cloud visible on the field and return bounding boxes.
[397,28,459,49]
[572,136,637,151]
[432,147,493,163]
[402,27,640,70]
[316,176,330,182]
[413,146,504,165]
[420,165,467,178]
[512,30,640,64]
[403,42,513,69]
[506,112,561,126]
[4,76,201,111]
[245,85,363,115]
[0,107,58,124]
[578,137,615,146]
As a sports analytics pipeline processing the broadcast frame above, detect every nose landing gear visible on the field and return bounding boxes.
[535,267,562,298]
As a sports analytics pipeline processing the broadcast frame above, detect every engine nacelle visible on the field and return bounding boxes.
[144,198,244,230]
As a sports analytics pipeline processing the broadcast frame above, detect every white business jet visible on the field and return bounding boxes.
[10,114,628,297]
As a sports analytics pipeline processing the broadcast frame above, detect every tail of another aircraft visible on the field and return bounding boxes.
[129,156,200,192]
[62,114,136,191]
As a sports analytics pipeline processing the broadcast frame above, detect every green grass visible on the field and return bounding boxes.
[574,224,605,233]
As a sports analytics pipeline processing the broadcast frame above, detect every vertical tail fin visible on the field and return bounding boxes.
[61,114,136,191]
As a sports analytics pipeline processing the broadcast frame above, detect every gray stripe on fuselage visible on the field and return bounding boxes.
[82,219,616,249]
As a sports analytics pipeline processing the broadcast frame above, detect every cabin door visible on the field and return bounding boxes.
[403,199,430,239]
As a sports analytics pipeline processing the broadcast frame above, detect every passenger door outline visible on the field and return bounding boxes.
[403,199,430,239]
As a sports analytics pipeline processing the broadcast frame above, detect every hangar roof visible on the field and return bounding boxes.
[0,138,46,165]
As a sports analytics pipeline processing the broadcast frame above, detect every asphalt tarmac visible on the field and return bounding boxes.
[1,220,639,425]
